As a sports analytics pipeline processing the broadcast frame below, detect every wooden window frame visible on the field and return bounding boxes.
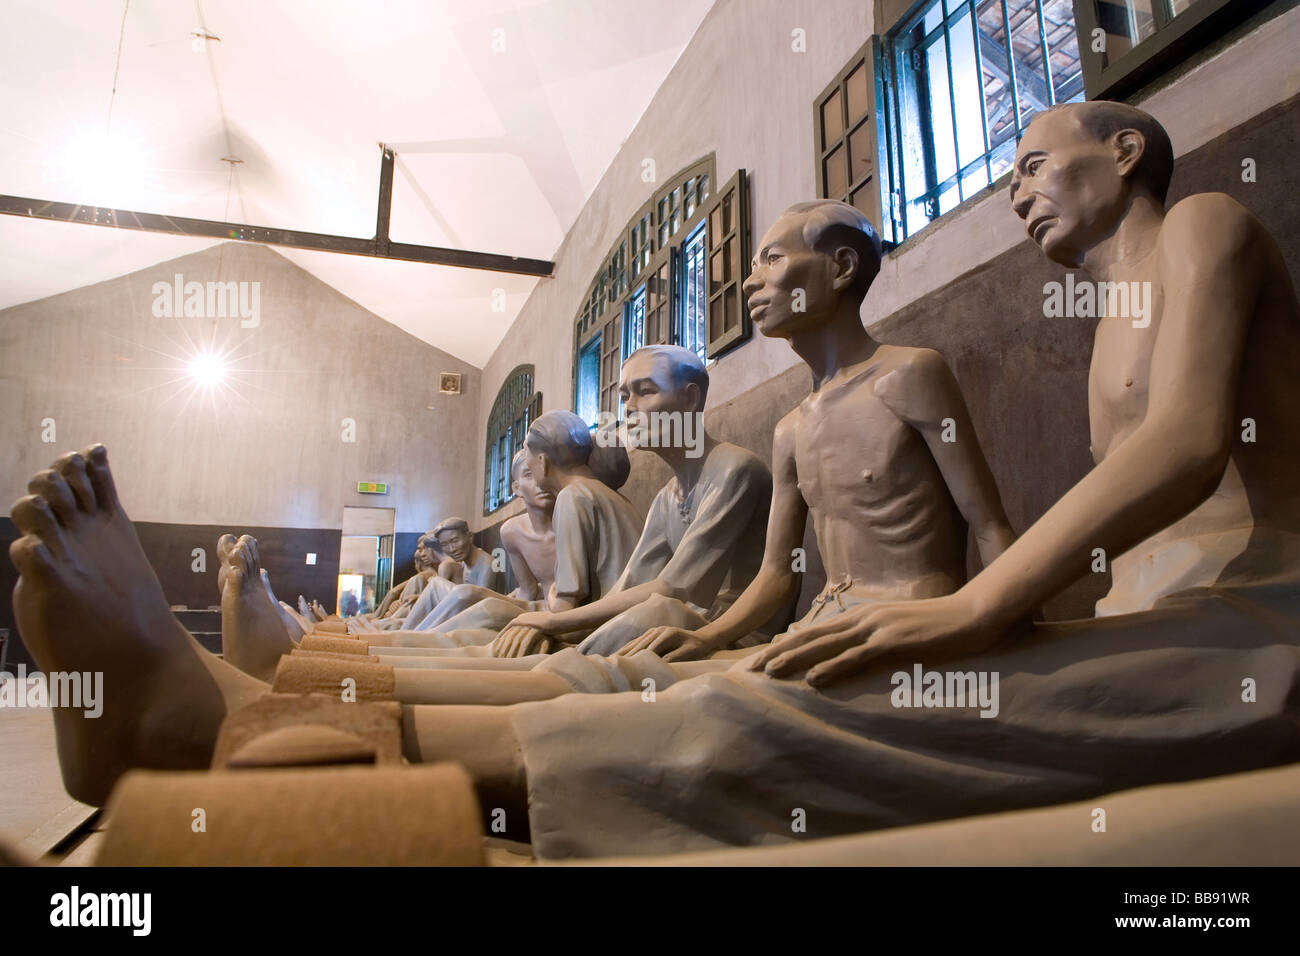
[814,36,892,243]
[573,155,736,421]
[1075,0,1276,101]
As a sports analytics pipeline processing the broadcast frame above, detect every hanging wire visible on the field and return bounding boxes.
[106,0,132,134]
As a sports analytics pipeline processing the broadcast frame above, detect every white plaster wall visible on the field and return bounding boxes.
[0,241,480,533]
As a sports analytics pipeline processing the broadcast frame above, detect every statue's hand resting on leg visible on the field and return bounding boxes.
[493,620,554,658]
[616,626,720,662]
[745,592,1014,687]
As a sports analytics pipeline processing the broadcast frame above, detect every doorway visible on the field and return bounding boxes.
[338,506,396,617]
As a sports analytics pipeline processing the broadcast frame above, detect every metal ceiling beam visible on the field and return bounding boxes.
[0,144,554,278]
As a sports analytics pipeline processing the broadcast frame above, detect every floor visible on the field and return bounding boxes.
[0,704,97,864]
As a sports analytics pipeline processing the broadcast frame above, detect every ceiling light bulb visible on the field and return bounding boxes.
[188,352,227,386]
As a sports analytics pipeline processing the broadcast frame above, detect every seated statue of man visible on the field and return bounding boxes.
[375,517,500,630]
[12,105,1298,857]
[489,344,783,658]
[617,199,1016,661]
[372,533,441,618]
[376,414,642,647]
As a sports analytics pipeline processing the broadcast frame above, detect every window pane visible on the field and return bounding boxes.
[577,336,601,427]
[948,9,987,170]
[849,181,876,219]
[1006,0,1053,124]
[1043,0,1084,102]
[937,181,960,215]
[926,35,957,185]
[822,88,845,147]
[1095,0,1157,66]
[977,0,1017,148]
[699,173,710,202]
[845,61,870,123]
[825,142,849,198]
[623,285,646,359]
[960,162,990,195]
[848,120,874,188]
[682,224,706,360]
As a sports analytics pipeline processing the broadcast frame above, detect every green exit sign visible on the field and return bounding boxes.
[357,481,389,494]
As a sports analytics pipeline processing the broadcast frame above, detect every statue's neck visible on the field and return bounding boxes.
[525,503,554,533]
[1081,194,1165,281]
[655,432,716,491]
[556,464,596,489]
[789,306,879,389]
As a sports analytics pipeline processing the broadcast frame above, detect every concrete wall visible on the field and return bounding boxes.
[0,241,480,533]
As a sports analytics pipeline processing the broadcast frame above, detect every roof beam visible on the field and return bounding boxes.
[0,144,554,278]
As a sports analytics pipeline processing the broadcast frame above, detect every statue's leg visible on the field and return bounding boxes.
[10,445,267,807]
[402,704,530,841]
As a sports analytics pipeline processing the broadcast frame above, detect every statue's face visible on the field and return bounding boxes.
[512,457,555,511]
[415,534,440,570]
[1011,110,1129,267]
[743,214,840,339]
[522,441,562,494]
[619,351,698,448]
[436,528,470,561]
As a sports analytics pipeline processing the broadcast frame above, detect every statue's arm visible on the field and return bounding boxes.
[875,350,1016,568]
[963,194,1260,628]
[690,413,806,649]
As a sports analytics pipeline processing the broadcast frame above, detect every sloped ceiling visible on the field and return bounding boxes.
[0,0,714,365]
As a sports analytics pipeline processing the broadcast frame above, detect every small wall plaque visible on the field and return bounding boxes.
[439,372,462,395]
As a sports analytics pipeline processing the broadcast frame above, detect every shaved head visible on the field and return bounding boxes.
[1038,101,1174,202]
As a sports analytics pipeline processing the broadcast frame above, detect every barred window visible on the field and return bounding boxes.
[817,0,1268,246]
[484,365,541,515]
[573,155,751,426]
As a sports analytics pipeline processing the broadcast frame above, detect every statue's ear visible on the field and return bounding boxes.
[1113,128,1145,183]
[831,245,860,293]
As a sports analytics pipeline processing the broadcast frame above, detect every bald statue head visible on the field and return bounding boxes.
[619,344,709,415]
[1011,101,1175,267]
[743,199,882,340]
[617,345,710,455]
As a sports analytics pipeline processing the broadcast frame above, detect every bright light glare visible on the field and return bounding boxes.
[187,352,228,386]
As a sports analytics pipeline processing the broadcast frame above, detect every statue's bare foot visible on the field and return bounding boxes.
[215,532,238,596]
[281,600,315,634]
[262,568,305,640]
[298,595,313,620]
[311,599,329,621]
[10,445,265,806]
[347,615,378,635]
[220,535,296,680]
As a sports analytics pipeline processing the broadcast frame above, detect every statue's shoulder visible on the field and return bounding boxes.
[500,513,526,542]
[870,346,954,424]
[1163,192,1261,246]
[709,441,772,483]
